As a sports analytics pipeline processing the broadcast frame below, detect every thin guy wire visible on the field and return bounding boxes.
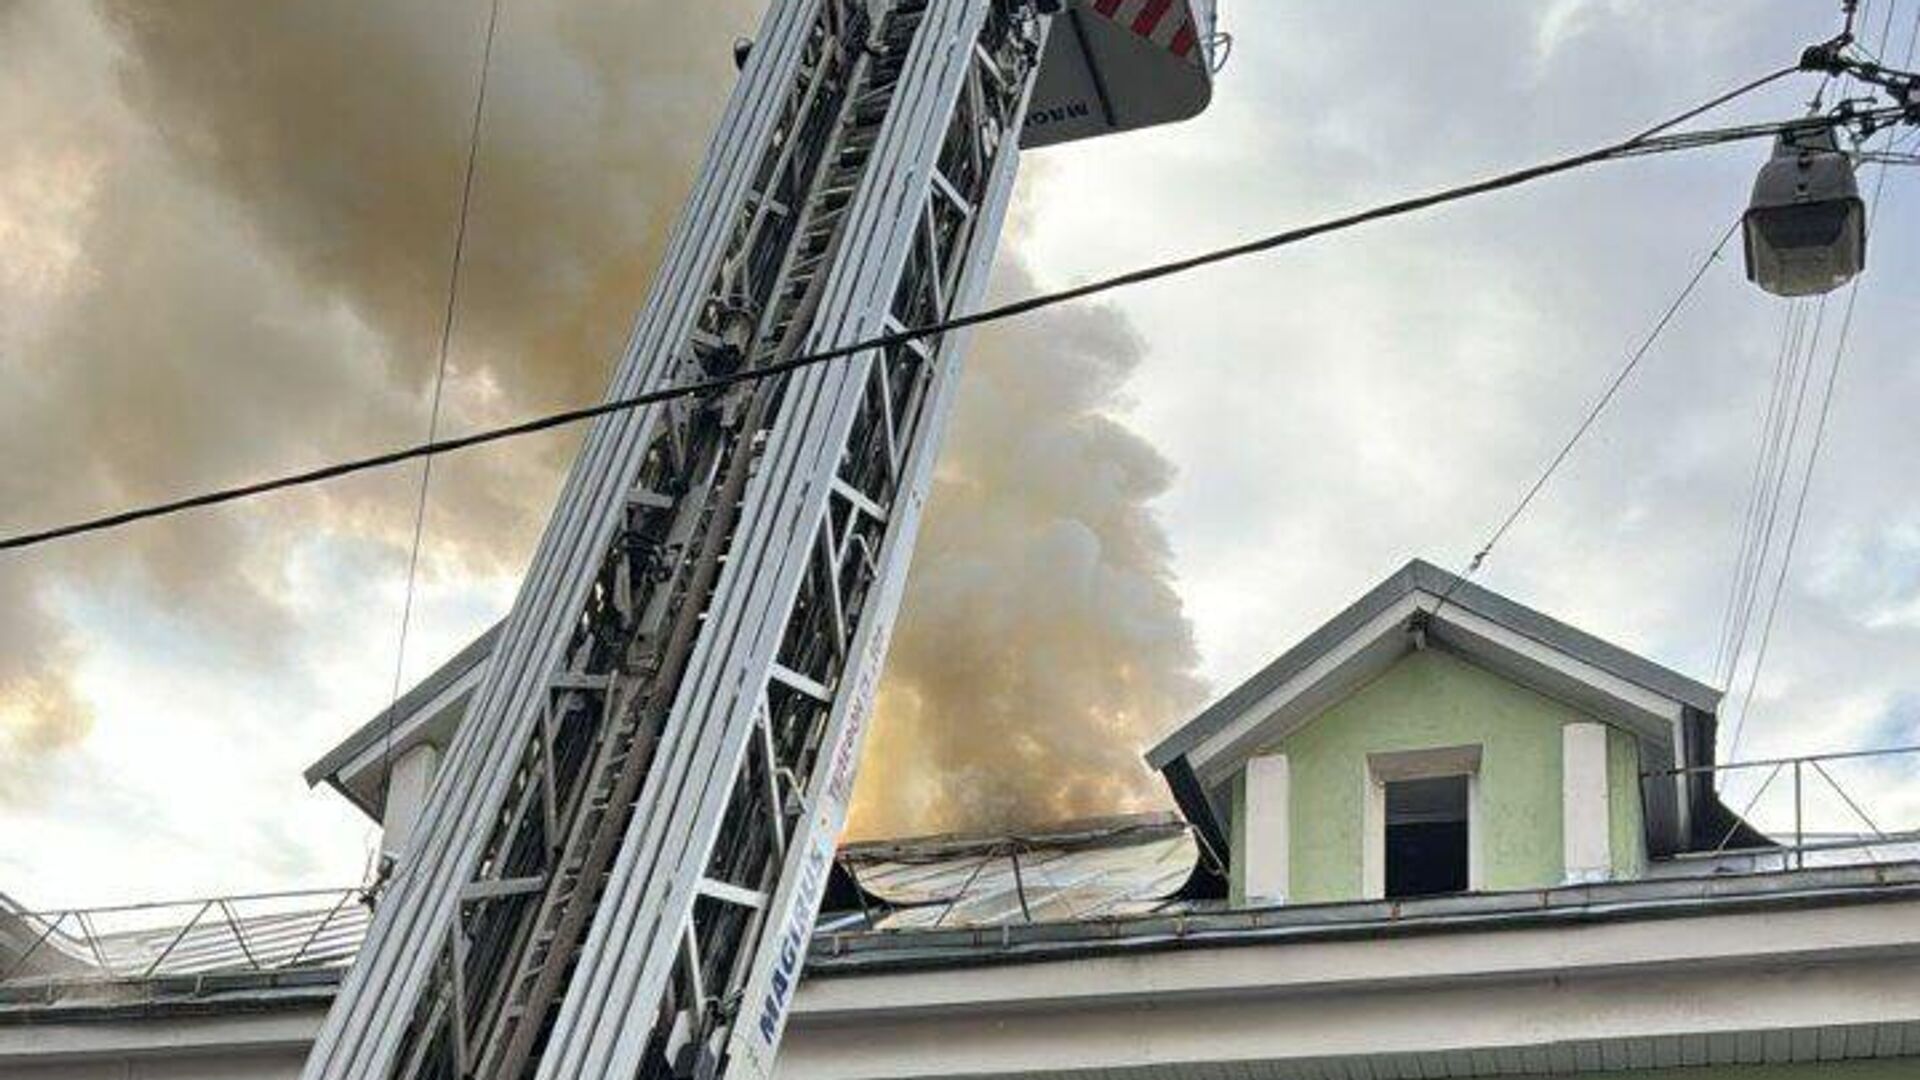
[1431,218,1743,615]
[379,0,506,808]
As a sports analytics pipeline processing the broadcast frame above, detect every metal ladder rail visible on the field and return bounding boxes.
[541,6,1041,1080]
[462,15,898,1078]
[536,4,975,1070]
[413,9,874,1079]
[533,4,966,1068]
[714,10,1046,1077]
[533,0,967,1068]
[301,4,847,1077]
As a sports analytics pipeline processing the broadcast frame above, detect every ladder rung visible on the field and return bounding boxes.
[744,190,790,216]
[696,877,769,910]
[458,875,547,905]
[884,316,932,359]
[550,671,608,693]
[831,477,887,523]
[929,168,971,216]
[974,43,1008,89]
[769,662,832,704]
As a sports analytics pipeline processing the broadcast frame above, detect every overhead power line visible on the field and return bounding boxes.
[1714,297,1819,687]
[1722,296,1828,691]
[4,65,1889,556]
[1723,0,1920,763]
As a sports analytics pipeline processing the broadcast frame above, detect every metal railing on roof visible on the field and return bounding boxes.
[1644,743,1920,869]
[0,886,369,990]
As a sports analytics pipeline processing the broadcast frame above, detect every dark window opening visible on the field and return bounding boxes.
[1384,775,1469,899]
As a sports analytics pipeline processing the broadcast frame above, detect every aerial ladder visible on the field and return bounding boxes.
[301,3,1217,1079]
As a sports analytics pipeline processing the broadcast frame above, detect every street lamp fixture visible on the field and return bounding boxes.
[1743,6,1920,297]
[1742,125,1866,297]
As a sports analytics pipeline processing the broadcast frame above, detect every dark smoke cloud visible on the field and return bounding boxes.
[0,0,1202,839]
[0,0,758,801]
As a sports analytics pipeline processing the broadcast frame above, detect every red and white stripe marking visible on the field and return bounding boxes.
[1086,0,1202,64]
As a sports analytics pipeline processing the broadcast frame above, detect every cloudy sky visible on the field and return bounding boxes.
[1,0,1916,910]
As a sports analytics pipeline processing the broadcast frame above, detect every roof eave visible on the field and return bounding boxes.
[1147,559,1721,777]
[302,623,501,797]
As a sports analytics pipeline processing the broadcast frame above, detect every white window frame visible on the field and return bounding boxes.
[1363,744,1483,900]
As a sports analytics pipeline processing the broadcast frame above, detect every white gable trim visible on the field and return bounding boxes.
[1433,600,1683,728]
[1190,590,1688,790]
[1191,595,1423,782]
[339,665,479,781]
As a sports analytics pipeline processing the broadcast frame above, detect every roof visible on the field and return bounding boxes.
[1144,559,1726,859]
[10,858,1919,1021]
[809,859,1920,975]
[0,814,1201,1017]
[1148,559,1719,771]
[303,623,500,817]
[835,812,1201,930]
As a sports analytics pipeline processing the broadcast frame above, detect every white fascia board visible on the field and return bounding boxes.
[791,896,1920,1020]
[1429,598,1684,731]
[333,663,484,795]
[1190,596,1422,780]
[1188,590,1688,787]
[778,953,1920,1080]
[0,1009,325,1065]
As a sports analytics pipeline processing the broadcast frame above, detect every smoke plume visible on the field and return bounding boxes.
[0,0,1202,839]
[0,0,755,803]
[849,266,1205,836]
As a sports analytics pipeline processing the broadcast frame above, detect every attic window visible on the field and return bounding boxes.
[1383,775,1470,899]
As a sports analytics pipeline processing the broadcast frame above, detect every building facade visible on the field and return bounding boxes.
[4,560,1917,1079]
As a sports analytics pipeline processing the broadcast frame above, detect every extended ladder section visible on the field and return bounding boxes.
[302,3,1047,1079]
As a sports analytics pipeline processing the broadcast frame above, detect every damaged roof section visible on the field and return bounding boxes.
[0,814,1203,1017]
[828,812,1204,931]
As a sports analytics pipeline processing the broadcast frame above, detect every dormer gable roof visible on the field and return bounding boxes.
[1148,559,1723,861]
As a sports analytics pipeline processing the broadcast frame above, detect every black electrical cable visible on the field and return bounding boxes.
[0,65,1845,556]
[1714,300,1804,683]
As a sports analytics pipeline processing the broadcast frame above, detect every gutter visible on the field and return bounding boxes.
[808,861,1920,975]
[0,969,343,1025]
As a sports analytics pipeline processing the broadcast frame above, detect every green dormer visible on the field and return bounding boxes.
[1149,560,1763,906]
